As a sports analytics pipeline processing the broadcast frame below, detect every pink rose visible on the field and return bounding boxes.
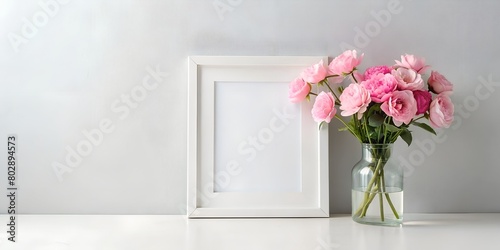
[392,68,424,91]
[381,90,417,126]
[428,71,453,94]
[288,78,311,103]
[364,65,392,80]
[395,54,430,74]
[339,83,371,118]
[413,90,432,115]
[429,92,454,128]
[328,50,364,75]
[361,73,398,103]
[311,91,336,123]
[300,60,327,84]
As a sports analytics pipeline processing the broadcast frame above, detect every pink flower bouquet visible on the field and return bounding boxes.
[289,50,455,224]
[289,50,454,145]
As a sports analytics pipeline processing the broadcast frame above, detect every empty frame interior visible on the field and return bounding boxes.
[188,56,329,217]
[214,81,301,193]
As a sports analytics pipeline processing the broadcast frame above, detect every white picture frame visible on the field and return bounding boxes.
[187,56,329,218]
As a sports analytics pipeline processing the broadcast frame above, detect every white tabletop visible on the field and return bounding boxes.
[1,214,499,250]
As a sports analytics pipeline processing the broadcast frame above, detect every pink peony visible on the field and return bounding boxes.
[364,65,392,80]
[339,83,371,119]
[381,90,417,126]
[429,92,454,128]
[311,91,336,123]
[328,50,364,75]
[392,68,424,91]
[288,78,311,103]
[428,71,453,94]
[300,60,327,84]
[395,54,430,74]
[361,73,398,103]
[413,90,432,115]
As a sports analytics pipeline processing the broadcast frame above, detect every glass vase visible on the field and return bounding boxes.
[351,143,403,226]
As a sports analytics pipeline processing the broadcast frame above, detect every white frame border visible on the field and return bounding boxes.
[187,56,329,218]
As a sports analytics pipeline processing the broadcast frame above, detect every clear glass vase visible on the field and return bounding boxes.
[351,143,403,226]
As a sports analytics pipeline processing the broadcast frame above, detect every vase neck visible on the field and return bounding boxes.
[361,143,393,162]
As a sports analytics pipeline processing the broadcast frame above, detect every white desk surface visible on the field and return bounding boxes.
[1,214,499,250]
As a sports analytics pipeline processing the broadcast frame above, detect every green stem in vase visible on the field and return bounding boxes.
[354,157,384,217]
[354,146,401,220]
[381,169,400,220]
[359,185,379,217]
[378,174,384,221]
[385,194,400,219]
[365,158,384,196]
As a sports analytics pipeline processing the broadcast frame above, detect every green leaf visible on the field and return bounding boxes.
[369,131,380,141]
[368,103,381,113]
[368,114,384,127]
[338,126,349,132]
[371,104,381,112]
[347,118,356,128]
[412,122,437,135]
[385,124,399,133]
[364,104,380,118]
[400,129,413,146]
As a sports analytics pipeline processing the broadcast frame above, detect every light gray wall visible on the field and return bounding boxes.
[1,0,499,214]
